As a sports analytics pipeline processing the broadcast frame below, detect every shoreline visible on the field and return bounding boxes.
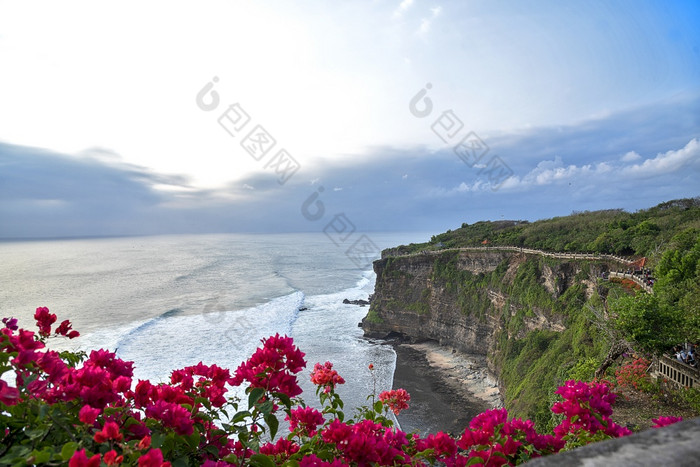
[391,340,503,436]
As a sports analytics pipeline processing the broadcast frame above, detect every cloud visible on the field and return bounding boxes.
[393,0,414,18]
[621,151,642,162]
[444,138,699,194]
[417,4,442,37]
[1,95,698,238]
[622,138,700,178]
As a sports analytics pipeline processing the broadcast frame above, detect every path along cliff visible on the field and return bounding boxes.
[362,247,633,428]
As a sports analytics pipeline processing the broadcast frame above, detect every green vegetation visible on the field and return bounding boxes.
[426,251,610,429]
[399,197,700,257]
[611,227,700,353]
[382,197,700,430]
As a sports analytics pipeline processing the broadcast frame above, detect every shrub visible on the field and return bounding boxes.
[0,308,683,466]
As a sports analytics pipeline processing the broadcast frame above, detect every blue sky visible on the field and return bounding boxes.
[1,0,698,238]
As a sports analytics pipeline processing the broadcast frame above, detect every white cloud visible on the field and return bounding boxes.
[621,138,700,177]
[432,139,700,196]
[621,150,642,162]
[393,0,414,18]
[416,4,442,37]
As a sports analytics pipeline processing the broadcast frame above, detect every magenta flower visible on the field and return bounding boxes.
[231,334,306,398]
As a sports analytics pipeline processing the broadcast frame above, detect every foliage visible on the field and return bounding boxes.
[400,197,700,257]
[1,309,683,466]
[610,228,700,354]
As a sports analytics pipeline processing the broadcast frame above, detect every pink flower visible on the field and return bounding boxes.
[286,406,325,437]
[417,431,457,458]
[310,362,345,391]
[231,334,306,398]
[137,435,152,450]
[299,454,348,467]
[69,449,101,467]
[104,450,124,466]
[34,306,57,337]
[79,405,101,425]
[138,449,171,467]
[2,317,18,330]
[0,380,20,406]
[652,416,683,428]
[55,319,80,338]
[259,438,300,459]
[94,421,123,443]
[378,388,410,415]
[145,400,194,435]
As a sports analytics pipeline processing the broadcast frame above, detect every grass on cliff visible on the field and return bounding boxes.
[390,197,700,258]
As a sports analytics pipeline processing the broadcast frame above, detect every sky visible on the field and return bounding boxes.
[0,0,699,238]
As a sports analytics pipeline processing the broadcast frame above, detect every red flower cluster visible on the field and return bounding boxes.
[652,416,683,428]
[321,419,410,465]
[170,361,233,407]
[286,406,326,437]
[378,388,410,415]
[552,380,632,439]
[2,311,686,467]
[455,408,564,466]
[310,361,345,392]
[33,306,80,338]
[615,357,651,390]
[231,334,306,397]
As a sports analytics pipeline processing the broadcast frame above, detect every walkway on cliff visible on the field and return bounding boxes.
[385,245,654,294]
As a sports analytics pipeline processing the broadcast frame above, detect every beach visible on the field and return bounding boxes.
[392,341,503,436]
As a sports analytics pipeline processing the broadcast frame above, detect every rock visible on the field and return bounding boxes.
[343,298,370,306]
[525,417,700,466]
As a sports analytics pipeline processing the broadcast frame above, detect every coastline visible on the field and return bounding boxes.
[391,340,502,436]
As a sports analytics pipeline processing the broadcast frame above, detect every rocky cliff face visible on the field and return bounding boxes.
[362,249,611,384]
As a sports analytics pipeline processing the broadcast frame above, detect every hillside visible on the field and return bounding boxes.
[362,198,700,431]
[387,197,700,258]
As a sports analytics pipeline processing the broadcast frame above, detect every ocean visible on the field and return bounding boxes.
[0,232,429,414]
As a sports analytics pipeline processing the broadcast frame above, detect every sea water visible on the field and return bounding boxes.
[0,232,428,412]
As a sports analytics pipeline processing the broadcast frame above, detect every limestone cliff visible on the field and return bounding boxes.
[362,248,616,425]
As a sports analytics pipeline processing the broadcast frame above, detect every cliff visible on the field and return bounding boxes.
[362,248,617,427]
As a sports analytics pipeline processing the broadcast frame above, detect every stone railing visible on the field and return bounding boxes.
[393,245,637,266]
[608,271,654,294]
[654,355,700,389]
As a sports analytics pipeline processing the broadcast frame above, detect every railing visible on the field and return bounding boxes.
[608,272,654,294]
[655,355,700,389]
[392,245,637,266]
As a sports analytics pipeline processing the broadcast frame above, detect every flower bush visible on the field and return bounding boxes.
[0,308,684,466]
[615,357,653,392]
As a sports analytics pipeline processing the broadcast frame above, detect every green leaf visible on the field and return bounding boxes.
[258,400,274,415]
[373,400,383,412]
[274,392,292,409]
[185,430,201,448]
[205,445,220,456]
[264,413,279,440]
[466,456,486,466]
[61,442,78,461]
[232,410,252,424]
[249,387,266,408]
[151,432,166,449]
[25,427,48,440]
[250,453,276,467]
[29,449,52,464]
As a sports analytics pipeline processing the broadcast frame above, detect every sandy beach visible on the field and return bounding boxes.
[392,341,503,436]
